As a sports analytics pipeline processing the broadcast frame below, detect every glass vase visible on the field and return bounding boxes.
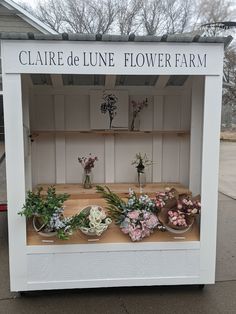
[136,171,146,190]
[130,113,140,131]
[83,170,93,189]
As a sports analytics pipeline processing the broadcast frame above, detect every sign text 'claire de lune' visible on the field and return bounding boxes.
[18,50,207,69]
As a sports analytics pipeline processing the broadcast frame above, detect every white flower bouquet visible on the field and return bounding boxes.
[78,205,112,236]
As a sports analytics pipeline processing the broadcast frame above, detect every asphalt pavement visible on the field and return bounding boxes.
[0,142,235,314]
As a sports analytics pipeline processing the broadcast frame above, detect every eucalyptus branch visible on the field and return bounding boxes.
[96,185,125,222]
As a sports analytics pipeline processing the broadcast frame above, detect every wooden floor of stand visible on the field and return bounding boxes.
[27,183,200,245]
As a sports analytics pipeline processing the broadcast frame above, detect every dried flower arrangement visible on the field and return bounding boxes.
[78,154,98,173]
[100,93,118,129]
[78,154,98,188]
[130,98,148,131]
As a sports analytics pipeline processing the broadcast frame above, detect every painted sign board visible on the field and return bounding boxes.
[1,40,224,75]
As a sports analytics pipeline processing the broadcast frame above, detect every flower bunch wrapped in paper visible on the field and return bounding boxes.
[96,186,165,242]
[159,194,201,232]
[155,187,178,210]
[79,205,112,236]
[167,196,201,228]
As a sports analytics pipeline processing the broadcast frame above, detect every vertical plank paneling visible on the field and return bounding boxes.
[152,96,163,182]
[179,136,190,186]
[179,92,191,186]
[30,94,55,130]
[163,95,181,130]
[153,95,163,130]
[65,134,105,184]
[34,134,56,184]
[30,89,192,187]
[162,95,183,183]
[115,134,153,183]
[162,134,180,182]
[181,93,191,130]
[54,95,66,183]
[65,95,90,130]
[105,135,115,183]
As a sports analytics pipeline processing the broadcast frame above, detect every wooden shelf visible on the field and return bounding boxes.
[36,183,191,199]
[31,129,190,137]
[27,183,199,246]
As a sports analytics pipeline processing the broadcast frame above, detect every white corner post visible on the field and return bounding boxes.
[189,76,204,195]
[200,75,223,283]
[2,73,27,291]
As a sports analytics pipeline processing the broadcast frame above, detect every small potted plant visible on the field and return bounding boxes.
[78,153,98,189]
[78,205,112,237]
[96,185,165,242]
[131,153,152,189]
[19,186,80,240]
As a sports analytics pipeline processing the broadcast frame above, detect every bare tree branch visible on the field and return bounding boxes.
[18,0,236,36]
[117,0,143,35]
[142,0,165,35]
[34,0,65,32]
[162,0,194,34]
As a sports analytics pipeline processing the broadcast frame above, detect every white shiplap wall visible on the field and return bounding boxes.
[30,87,191,187]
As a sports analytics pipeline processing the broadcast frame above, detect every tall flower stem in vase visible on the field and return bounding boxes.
[83,169,92,189]
[137,159,145,191]
[132,153,152,192]
[130,98,148,131]
[130,111,138,131]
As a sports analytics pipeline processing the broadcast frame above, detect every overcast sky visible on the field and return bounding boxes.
[15,0,38,9]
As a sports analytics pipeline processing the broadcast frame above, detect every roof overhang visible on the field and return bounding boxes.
[0,33,231,78]
[0,0,57,34]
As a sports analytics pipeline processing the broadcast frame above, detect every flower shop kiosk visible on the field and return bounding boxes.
[1,33,231,292]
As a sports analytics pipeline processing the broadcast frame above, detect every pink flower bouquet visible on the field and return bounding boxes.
[96,186,165,242]
[163,195,201,232]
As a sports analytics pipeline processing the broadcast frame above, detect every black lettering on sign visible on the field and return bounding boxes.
[19,51,27,65]
[145,53,156,67]
[83,52,115,67]
[67,51,80,66]
[175,53,207,67]
[58,52,64,66]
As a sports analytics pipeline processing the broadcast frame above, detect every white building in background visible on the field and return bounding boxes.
[0,0,56,140]
[0,0,56,34]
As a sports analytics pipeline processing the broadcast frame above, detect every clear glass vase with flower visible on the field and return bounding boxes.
[78,154,98,189]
